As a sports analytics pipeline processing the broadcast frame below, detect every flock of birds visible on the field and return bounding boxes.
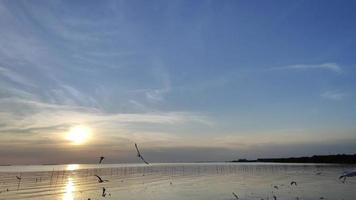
[230,172,356,200]
[230,176,356,200]
[2,143,356,200]
[88,143,356,200]
[91,143,149,199]
[1,143,149,199]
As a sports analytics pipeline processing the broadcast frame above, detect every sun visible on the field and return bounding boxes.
[66,126,91,145]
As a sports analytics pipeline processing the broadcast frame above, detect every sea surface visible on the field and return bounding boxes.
[0,163,355,200]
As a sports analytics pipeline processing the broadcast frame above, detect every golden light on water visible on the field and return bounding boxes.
[66,164,79,171]
[63,177,75,200]
[66,126,91,145]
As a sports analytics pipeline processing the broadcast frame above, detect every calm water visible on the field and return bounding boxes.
[0,163,355,200]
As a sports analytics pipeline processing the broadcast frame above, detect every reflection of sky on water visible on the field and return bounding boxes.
[63,177,75,200]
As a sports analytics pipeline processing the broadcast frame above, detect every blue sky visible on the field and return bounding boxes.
[0,0,356,164]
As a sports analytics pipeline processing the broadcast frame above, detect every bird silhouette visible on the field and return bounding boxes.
[99,156,105,164]
[339,171,356,183]
[102,187,106,197]
[232,192,239,199]
[134,143,149,164]
[290,181,297,186]
[16,176,21,180]
[94,175,108,183]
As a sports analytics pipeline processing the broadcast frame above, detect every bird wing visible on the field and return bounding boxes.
[134,143,141,157]
[232,192,239,199]
[102,187,106,197]
[140,156,149,165]
[135,143,149,164]
[95,175,103,182]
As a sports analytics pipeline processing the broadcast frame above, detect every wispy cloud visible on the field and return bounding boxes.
[0,96,211,149]
[0,66,37,87]
[321,91,347,101]
[272,63,342,73]
[145,63,172,102]
[0,97,210,129]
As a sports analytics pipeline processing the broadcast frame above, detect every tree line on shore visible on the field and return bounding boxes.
[231,154,356,164]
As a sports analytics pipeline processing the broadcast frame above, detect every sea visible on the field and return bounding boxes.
[0,163,355,200]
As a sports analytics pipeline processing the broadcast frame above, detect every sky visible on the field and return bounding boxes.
[1,0,356,164]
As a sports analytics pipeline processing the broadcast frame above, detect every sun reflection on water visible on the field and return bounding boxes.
[63,177,75,200]
[66,164,79,171]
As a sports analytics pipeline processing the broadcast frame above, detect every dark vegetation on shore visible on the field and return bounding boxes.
[231,154,356,164]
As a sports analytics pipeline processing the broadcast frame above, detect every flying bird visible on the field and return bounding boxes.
[290,181,297,186]
[99,156,105,164]
[94,175,109,183]
[339,171,356,183]
[16,176,21,180]
[102,187,106,197]
[232,192,239,199]
[134,143,149,164]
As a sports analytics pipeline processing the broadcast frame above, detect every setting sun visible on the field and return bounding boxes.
[66,126,91,145]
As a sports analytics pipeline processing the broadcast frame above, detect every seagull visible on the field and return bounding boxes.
[290,181,297,186]
[94,175,109,183]
[339,171,356,183]
[134,143,149,164]
[99,156,105,164]
[232,192,239,199]
[102,187,106,197]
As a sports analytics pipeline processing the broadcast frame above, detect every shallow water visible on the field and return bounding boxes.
[0,163,355,200]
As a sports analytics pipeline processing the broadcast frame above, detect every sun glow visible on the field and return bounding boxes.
[66,126,91,145]
[66,164,79,171]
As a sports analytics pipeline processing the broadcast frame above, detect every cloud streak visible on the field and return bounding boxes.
[272,63,342,73]
[0,66,37,87]
[0,98,210,131]
[321,91,347,101]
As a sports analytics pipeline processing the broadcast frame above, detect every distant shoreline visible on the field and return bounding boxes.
[230,153,356,164]
[1,154,356,166]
